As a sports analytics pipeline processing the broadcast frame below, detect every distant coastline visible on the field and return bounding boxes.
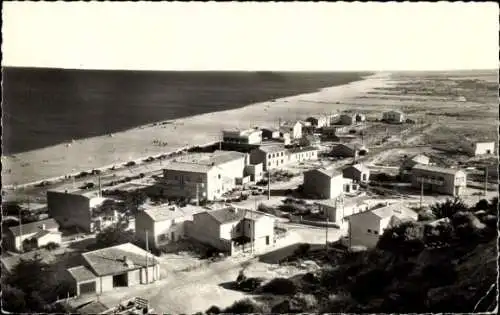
[2,67,372,155]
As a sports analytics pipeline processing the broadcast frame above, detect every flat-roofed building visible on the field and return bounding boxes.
[222,128,263,145]
[250,145,318,171]
[382,110,405,124]
[410,164,467,196]
[161,151,249,201]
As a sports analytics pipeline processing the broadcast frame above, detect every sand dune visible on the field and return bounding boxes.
[2,72,391,186]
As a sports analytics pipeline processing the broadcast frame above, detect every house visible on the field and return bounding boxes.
[346,203,418,248]
[287,146,319,164]
[316,195,369,227]
[382,110,405,124]
[222,128,263,145]
[4,218,61,252]
[299,134,321,147]
[462,141,495,156]
[67,243,160,296]
[250,145,318,171]
[48,190,123,233]
[400,154,430,176]
[261,127,280,140]
[342,163,370,183]
[321,125,350,139]
[135,204,205,249]
[161,151,249,201]
[303,168,344,199]
[343,178,360,194]
[244,163,264,182]
[279,121,302,139]
[487,163,499,179]
[331,143,367,158]
[338,113,366,126]
[306,115,330,128]
[410,164,467,196]
[186,207,276,255]
[250,145,288,171]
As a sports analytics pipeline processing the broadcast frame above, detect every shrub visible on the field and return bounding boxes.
[475,199,489,210]
[418,210,436,221]
[43,242,60,251]
[223,298,267,314]
[237,277,265,292]
[125,161,136,167]
[431,197,468,219]
[421,262,458,287]
[206,305,221,314]
[260,278,298,295]
[293,293,318,311]
[257,203,275,214]
[293,243,311,257]
[377,221,425,255]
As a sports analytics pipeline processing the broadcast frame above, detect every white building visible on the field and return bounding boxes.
[4,218,62,252]
[315,195,369,228]
[382,110,405,124]
[135,204,206,249]
[222,128,263,145]
[279,121,303,139]
[250,145,318,171]
[346,203,418,248]
[161,151,250,201]
[303,168,344,199]
[462,141,495,156]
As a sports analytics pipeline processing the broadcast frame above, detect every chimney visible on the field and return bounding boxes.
[123,256,134,268]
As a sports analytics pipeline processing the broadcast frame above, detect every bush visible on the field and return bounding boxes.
[125,161,136,167]
[237,277,265,292]
[418,210,436,222]
[223,298,267,314]
[421,262,458,287]
[475,199,489,210]
[377,221,425,255]
[293,293,318,311]
[43,242,60,251]
[260,278,298,295]
[431,197,468,219]
[293,243,311,257]
[206,305,221,314]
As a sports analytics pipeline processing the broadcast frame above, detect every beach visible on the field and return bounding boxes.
[1,72,391,186]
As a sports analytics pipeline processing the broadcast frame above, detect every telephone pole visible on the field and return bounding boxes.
[196,183,200,206]
[19,207,23,252]
[484,167,488,196]
[420,179,424,210]
[267,172,271,200]
[325,217,329,254]
[145,230,149,283]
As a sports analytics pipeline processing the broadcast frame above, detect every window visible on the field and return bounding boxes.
[268,162,271,166]
[281,159,284,164]
[218,174,221,179]
[159,234,167,241]
[367,229,372,233]
[373,230,378,235]
[268,154,271,159]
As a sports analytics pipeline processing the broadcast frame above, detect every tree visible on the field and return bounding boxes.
[222,298,268,314]
[430,197,468,219]
[475,199,489,210]
[124,191,148,215]
[94,219,137,249]
[377,221,425,255]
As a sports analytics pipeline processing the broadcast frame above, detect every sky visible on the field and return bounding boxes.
[2,2,498,71]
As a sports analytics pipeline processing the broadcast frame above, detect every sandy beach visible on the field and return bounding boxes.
[2,72,392,186]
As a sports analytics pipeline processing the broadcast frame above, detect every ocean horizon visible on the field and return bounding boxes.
[2,67,372,155]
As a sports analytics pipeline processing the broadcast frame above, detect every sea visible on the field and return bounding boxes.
[2,67,371,155]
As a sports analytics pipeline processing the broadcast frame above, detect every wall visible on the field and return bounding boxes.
[127,269,141,286]
[140,266,158,284]
[303,171,331,199]
[37,233,62,247]
[474,143,495,155]
[348,212,381,248]
[411,170,465,196]
[99,275,114,293]
[47,191,91,232]
[162,169,209,200]
[186,213,232,253]
[135,211,155,248]
[220,220,241,240]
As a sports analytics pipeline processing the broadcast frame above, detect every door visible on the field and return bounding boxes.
[79,281,96,295]
[265,236,270,245]
[171,232,175,241]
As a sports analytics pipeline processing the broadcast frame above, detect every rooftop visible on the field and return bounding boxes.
[412,164,464,176]
[288,146,318,154]
[258,144,287,153]
[169,151,247,172]
[8,218,59,237]
[1,250,57,273]
[316,195,370,208]
[307,168,343,178]
[142,204,206,222]
[344,163,370,172]
[204,207,271,224]
[67,265,97,283]
[223,128,262,137]
[348,202,417,220]
[82,242,159,277]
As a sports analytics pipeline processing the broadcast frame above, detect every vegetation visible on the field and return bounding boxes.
[93,218,137,250]
[205,197,498,314]
[2,254,75,313]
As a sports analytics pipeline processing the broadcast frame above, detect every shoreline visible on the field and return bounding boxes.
[2,72,392,187]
